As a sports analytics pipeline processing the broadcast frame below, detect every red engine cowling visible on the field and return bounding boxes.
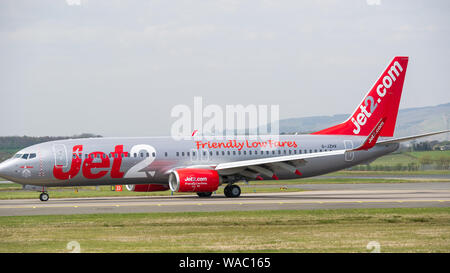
[126,184,169,192]
[168,168,221,192]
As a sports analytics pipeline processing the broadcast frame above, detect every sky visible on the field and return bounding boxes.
[0,0,449,137]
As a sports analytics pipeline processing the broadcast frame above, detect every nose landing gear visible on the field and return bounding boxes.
[39,192,49,202]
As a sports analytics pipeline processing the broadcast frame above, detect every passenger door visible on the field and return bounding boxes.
[53,144,68,168]
[344,140,354,162]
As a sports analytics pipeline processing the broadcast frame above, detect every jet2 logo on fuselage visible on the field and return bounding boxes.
[53,144,156,180]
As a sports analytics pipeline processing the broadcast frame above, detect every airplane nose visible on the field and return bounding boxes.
[0,162,9,179]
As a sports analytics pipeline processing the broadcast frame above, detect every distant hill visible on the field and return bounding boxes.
[266,103,450,141]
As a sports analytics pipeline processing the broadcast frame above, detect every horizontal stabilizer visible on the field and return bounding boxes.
[376,130,450,145]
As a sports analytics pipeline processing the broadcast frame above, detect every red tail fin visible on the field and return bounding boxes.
[311,56,408,137]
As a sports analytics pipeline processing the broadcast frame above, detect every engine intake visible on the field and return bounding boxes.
[169,168,221,192]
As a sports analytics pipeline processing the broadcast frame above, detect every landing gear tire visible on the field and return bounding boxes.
[197,192,213,198]
[224,185,241,198]
[39,192,49,202]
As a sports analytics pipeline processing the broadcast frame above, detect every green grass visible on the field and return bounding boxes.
[328,170,450,176]
[408,150,450,160]
[359,150,450,169]
[369,153,418,166]
[0,208,449,253]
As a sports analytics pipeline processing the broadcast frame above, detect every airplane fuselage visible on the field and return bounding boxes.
[0,135,399,187]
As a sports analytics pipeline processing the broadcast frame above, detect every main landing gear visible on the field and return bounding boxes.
[196,184,242,198]
[39,192,49,202]
[224,184,241,198]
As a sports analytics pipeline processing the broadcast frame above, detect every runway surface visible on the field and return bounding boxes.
[1,182,449,216]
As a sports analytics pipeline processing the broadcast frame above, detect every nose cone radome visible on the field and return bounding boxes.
[0,162,6,178]
[0,161,13,180]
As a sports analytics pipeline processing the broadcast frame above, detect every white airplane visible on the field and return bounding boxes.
[0,56,448,201]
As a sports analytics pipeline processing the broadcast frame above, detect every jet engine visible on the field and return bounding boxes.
[126,184,170,192]
[168,168,221,192]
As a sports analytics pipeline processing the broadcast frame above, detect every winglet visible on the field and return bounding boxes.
[353,117,386,151]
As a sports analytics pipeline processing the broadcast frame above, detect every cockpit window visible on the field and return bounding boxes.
[14,154,22,158]
[29,153,36,159]
[22,154,29,159]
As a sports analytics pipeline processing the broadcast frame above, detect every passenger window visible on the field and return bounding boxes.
[176,152,179,157]
[182,152,185,156]
[232,151,236,155]
[227,151,230,156]
[152,152,156,157]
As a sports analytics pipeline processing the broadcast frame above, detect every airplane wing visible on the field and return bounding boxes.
[214,149,346,179]
[214,119,389,180]
[376,129,450,145]
[215,149,346,170]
